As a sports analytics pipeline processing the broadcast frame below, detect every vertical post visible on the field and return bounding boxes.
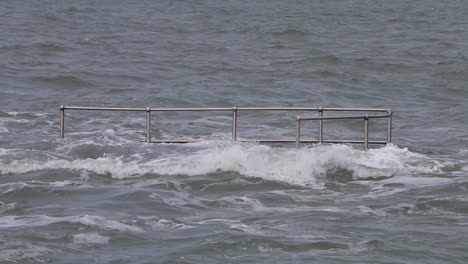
[387,110,392,144]
[318,107,323,143]
[60,105,65,138]
[296,116,301,149]
[232,106,238,142]
[364,114,369,150]
[146,107,151,143]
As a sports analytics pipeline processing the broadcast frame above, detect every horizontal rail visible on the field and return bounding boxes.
[322,107,389,112]
[149,139,388,144]
[299,114,391,121]
[62,106,390,113]
[63,106,147,111]
[62,106,320,112]
[59,105,392,149]
[296,112,392,150]
[151,107,232,111]
[238,107,318,111]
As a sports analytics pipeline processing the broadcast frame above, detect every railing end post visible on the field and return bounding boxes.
[60,105,65,139]
[146,107,151,143]
[387,110,392,145]
[232,106,238,142]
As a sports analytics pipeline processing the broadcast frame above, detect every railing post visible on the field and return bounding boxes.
[296,116,301,149]
[232,106,238,142]
[146,107,151,143]
[60,105,65,138]
[387,110,392,144]
[318,107,323,143]
[364,114,369,150]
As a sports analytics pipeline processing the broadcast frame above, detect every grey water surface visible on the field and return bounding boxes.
[1,0,468,263]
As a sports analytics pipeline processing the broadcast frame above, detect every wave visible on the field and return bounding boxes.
[0,42,70,53]
[0,244,51,263]
[72,233,110,245]
[58,7,98,14]
[267,29,307,38]
[432,71,468,81]
[0,142,453,188]
[30,75,90,88]
[0,214,141,232]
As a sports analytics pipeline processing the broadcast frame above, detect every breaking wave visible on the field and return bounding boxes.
[0,141,453,187]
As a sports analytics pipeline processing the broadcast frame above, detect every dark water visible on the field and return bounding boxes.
[1,0,468,263]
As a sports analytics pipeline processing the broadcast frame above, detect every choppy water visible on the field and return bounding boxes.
[1,0,468,263]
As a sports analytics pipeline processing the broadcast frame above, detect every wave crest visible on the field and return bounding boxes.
[0,142,450,187]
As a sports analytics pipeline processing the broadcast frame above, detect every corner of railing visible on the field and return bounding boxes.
[60,105,65,138]
[386,109,392,144]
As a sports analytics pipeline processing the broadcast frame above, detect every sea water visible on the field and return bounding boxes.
[0,1,467,263]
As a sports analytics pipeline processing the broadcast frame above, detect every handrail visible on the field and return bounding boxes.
[295,112,393,150]
[59,105,392,149]
[62,106,147,111]
[299,114,391,121]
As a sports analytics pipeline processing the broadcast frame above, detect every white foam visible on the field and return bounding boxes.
[0,142,455,188]
[137,217,191,231]
[0,201,16,213]
[0,180,87,194]
[72,233,110,245]
[352,176,454,199]
[0,244,51,263]
[0,157,142,178]
[144,143,452,186]
[48,180,77,187]
[0,182,28,194]
[0,148,12,157]
[357,206,387,217]
[380,176,453,188]
[218,195,267,211]
[80,171,90,183]
[229,223,263,235]
[0,215,142,232]
[5,111,48,117]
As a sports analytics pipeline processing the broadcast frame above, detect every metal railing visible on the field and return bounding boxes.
[59,105,392,149]
[295,112,392,150]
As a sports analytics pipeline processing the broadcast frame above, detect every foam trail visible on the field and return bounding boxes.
[0,245,51,263]
[0,215,142,232]
[72,233,110,245]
